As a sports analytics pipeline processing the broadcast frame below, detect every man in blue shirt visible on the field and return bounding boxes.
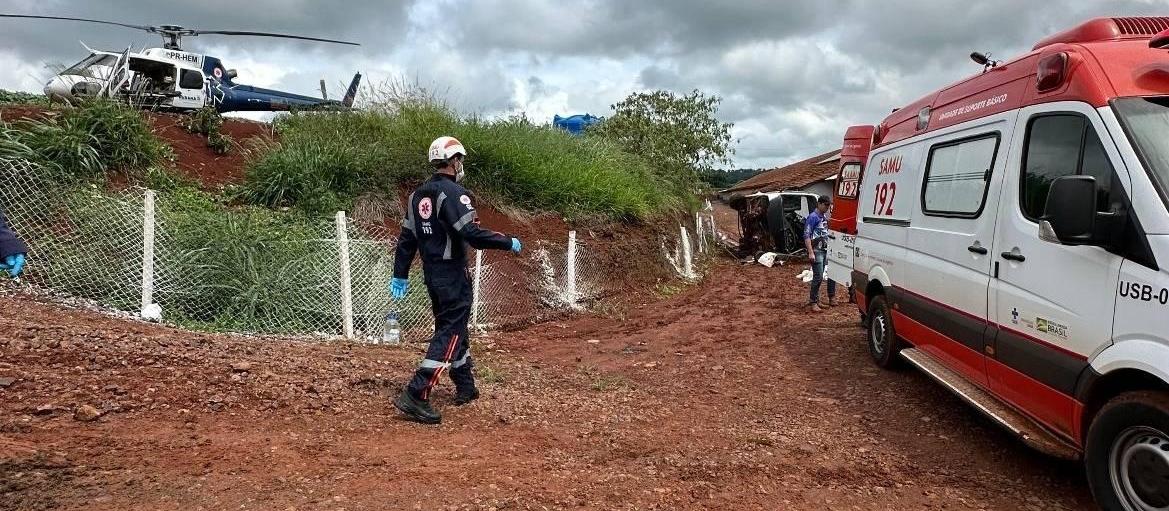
[803,195,835,312]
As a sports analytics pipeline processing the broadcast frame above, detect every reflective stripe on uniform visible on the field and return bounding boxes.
[452,211,475,231]
[451,350,471,369]
[442,234,452,259]
[422,334,460,400]
[402,192,416,231]
[436,191,447,218]
[420,358,451,369]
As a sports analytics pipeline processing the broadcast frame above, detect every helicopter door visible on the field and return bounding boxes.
[99,47,132,98]
[172,69,206,110]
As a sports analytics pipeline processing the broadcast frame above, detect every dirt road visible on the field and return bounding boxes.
[1,262,1095,510]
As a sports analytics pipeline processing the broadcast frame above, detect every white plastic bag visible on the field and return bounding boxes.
[757,252,778,268]
[797,269,814,283]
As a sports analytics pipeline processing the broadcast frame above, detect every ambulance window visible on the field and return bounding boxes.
[1022,114,1114,220]
[922,133,999,217]
[1081,130,1115,212]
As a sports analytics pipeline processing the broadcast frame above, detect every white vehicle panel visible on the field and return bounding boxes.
[825,231,853,285]
[1111,235,1169,368]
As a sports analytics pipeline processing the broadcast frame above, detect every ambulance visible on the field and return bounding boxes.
[826,125,876,303]
[850,17,1169,510]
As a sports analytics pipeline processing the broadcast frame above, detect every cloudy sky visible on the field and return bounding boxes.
[0,0,1165,169]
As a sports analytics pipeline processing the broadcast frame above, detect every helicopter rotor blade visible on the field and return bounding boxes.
[0,14,156,33]
[192,30,358,46]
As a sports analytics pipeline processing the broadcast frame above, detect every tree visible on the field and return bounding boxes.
[591,89,735,190]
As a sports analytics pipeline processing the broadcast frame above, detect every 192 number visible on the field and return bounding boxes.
[837,180,859,199]
[872,182,896,216]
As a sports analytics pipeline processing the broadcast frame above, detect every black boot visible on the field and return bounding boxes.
[453,387,480,406]
[393,390,441,424]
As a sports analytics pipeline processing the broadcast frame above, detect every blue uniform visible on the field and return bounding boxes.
[394,174,512,400]
[0,208,27,260]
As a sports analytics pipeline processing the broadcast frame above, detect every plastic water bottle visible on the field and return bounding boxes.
[383,311,401,345]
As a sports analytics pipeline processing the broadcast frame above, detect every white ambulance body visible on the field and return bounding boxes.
[852,17,1169,510]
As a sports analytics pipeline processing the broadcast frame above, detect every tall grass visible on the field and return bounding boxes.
[241,100,684,220]
[1,100,170,181]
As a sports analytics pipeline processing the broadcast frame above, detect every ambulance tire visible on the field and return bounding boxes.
[866,294,903,369]
[1085,390,1169,511]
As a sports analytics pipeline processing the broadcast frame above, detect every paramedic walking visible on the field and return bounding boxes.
[804,195,835,312]
[390,136,522,425]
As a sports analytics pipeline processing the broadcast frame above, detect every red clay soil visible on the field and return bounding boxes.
[0,262,1095,510]
[712,200,742,242]
[0,106,54,122]
[146,112,270,188]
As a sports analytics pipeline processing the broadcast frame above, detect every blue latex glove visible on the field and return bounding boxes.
[0,253,25,278]
[390,277,409,299]
[510,237,522,254]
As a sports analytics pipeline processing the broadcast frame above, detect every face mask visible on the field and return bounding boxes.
[454,160,465,182]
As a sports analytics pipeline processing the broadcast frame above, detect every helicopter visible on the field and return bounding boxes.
[0,14,363,113]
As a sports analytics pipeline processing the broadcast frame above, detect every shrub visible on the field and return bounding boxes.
[6,100,170,180]
[241,103,682,220]
[59,100,172,174]
[186,107,233,155]
[12,118,102,179]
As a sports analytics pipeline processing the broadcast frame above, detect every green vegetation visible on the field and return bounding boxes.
[0,89,729,335]
[0,90,48,106]
[701,168,765,189]
[185,107,233,155]
[0,99,170,181]
[241,101,686,221]
[589,89,735,197]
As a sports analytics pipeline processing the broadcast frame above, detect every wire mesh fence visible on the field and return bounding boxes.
[1,157,718,341]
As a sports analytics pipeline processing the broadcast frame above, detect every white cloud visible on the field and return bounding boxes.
[0,0,1162,169]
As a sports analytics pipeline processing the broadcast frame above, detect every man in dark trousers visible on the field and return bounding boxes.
[0,207,28,278]
[803,195,835,312]
[390,136,522,425]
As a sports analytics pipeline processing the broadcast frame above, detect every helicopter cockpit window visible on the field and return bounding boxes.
[179,69,204,89]
[61,54,118,77]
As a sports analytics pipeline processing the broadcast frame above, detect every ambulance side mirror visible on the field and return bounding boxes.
[1040,175,1099,245]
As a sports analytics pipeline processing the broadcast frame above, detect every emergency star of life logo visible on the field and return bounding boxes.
[418,197,433,220]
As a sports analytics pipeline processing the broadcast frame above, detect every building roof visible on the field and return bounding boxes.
[722,150,840,196]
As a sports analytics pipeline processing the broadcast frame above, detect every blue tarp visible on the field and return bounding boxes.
[553,114,602,135]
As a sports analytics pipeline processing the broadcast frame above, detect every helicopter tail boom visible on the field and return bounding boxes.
[342,72,361,108]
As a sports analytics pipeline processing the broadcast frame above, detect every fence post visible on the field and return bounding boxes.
[336,211,355,340]
[471,249,483,330]
[566,230,578,306]
[709,213,717,243]
[139,189,156,317]
[680,224,694,278]
[694,213,701,253]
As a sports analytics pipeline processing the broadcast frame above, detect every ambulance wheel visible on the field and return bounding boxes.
[1086,391,1169,511]
[866,294,902,369]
